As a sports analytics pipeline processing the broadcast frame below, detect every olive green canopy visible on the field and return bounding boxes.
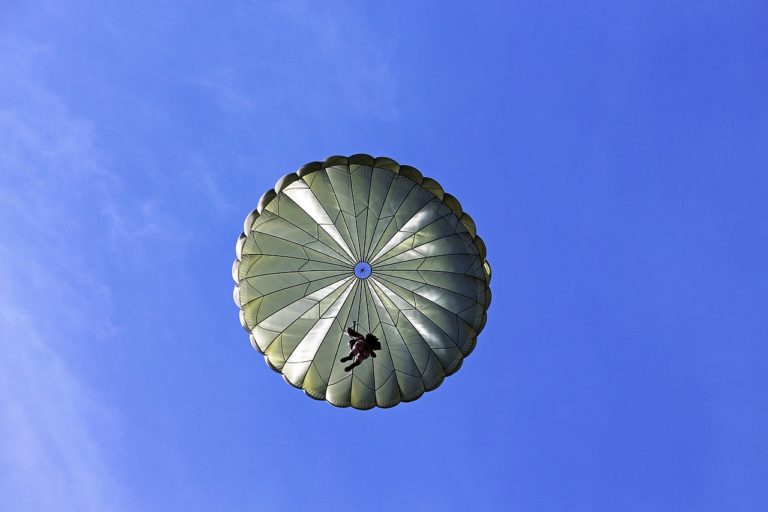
[233,154,491,409]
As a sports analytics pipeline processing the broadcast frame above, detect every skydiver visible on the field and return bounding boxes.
[340,322,379,372]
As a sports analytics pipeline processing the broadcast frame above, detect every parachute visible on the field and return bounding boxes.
[233,154,491,409]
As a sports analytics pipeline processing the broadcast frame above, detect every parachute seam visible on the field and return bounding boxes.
[298,171,357,263]
[240,266,350,283]
[364,281,397,402]
[349,165,364,259]
[369,278,430,377]
[244,230,350,265]
[249,200,353,265]
[367,185,435,265]
[364,177,422,263]
[377,208,459,264]
[275,191,355,264]
[325,168,361,261]
[370,181,431,264]
[374,233,477,267]
[380,266,486,294]
[242,258,349,271]
[239,275,347,310]
[249,277,353,354]
[324,278,362,388]
[371,275,468,357]
[368,279,426,393]
[363,168,399,262]
[279,279,356,369]
[374,270,482,303]
[363,167,374,259]
[349,281,378,402]
[369,207,454,265]
[377,264,487,284]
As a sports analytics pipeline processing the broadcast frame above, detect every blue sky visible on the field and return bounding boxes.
[1,1,766,511]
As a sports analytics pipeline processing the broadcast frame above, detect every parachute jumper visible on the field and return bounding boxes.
[340,322,380,373]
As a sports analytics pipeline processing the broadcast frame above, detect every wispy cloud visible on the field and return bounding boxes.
[196,0,399,120]
[270,1,398,117]
[0,34,132,511]
[0,308,127,511]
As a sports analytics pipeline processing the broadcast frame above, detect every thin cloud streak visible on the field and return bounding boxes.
[0,307,127,511]
[0,35,132,512]
[196,1,399,121]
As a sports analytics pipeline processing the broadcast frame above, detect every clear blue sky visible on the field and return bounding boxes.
[1,2,766,511]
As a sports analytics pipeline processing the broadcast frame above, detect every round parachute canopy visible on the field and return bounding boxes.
[233,155,491,409]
